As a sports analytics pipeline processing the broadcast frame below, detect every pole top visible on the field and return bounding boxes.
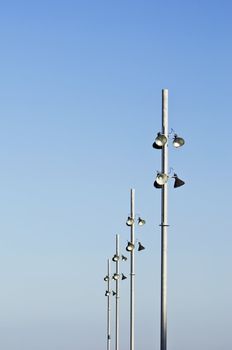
[162,89,168,97]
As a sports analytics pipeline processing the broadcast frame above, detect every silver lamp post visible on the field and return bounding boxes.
[153,89,185,350]
[104,259,111,350]
[129,189,135,350]
[126,189,146,350]
[111,234,128,350]
[160,89,168,350]
[115,234,120,350]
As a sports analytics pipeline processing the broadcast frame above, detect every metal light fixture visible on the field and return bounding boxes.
[173,173,185,188]
[112,291,117,296]
[173,134,185,148]
[156,132,168,147]
[153,141,162,149]
[121,273,127,280]
[121,255,127,261]
[112,254,120,262]
[113,273,120,281]
[153,132,168,149]
[138,217,146,226]
[138,242,145,251]
[126,216,134,226]
[156,172,169,185]
[105,259,111,350]
[154,180,163,189]
[126,242,135,252]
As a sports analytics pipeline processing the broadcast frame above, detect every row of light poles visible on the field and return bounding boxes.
[104,89,185,350]
[104,189,146,350]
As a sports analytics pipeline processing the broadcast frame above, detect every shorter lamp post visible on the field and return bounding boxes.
[112,234,127,350]
[104,259,111,350]
[126,189,146,350]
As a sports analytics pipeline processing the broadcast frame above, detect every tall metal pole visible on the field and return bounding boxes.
[130,189,135,350]
[115,234,120,350]
[107,259,111,350]
[160,89,168,350]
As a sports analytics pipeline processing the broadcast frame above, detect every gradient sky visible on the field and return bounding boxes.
[0,1,232,349]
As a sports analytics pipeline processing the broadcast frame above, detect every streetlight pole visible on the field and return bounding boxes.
[115,234,120,350]
[153,89,185,350]
[107,259,111,350]
[111,234,128,350]
[160,89,168,350]
[125,189,145,350]
[130,189,135,350]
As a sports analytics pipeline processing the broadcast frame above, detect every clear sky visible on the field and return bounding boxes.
[0,1,232,349]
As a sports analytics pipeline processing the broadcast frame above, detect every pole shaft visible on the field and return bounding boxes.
[107,259,111,350]
[130,189,135,350]
[161,89,168,350]
[115,234,120,350]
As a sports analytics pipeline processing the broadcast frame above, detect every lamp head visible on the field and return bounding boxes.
[156,172,169,185]
[121,255,127,261]
[113,273,120,281]
[154,180,163,189]
[112,254,120,262]
[104,275,109,282]
[126,242,135,252]
[138,217,146,226]
[105,291,110,296]
[173,173,185,188]
[138,242,145,251]
[121,273,127,280]
[126,216,134,226]
[152,141,162,149]
[173,134,185,148]
[153,132,167,149]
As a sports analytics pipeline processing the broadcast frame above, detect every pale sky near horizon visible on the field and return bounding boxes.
[0,1,232,350]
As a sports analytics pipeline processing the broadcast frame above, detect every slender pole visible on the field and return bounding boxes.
[107,259,111,350]
[160,89,168,350]
[115,234,120,350]
[130,189,135,350]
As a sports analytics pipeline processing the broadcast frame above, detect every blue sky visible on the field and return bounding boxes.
[0,1,232,349]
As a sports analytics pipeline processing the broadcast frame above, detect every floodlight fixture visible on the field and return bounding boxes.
[153,141,162,149]
[155,132,168,147]
[126,216,134,226]
[104,275,109,282]
[121,273,127,280]
[173,173,185,188]
[112,254,120,262]
[156,172,169,185]
[113,273,120,281]
[153,132,168,149]
[138,242,145,251]
[154,180,163,189]
[105,291,110,297]
[121,255,127,261]
[126,242,135,252]
[138,217,146,226]
[173,134,185,148]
